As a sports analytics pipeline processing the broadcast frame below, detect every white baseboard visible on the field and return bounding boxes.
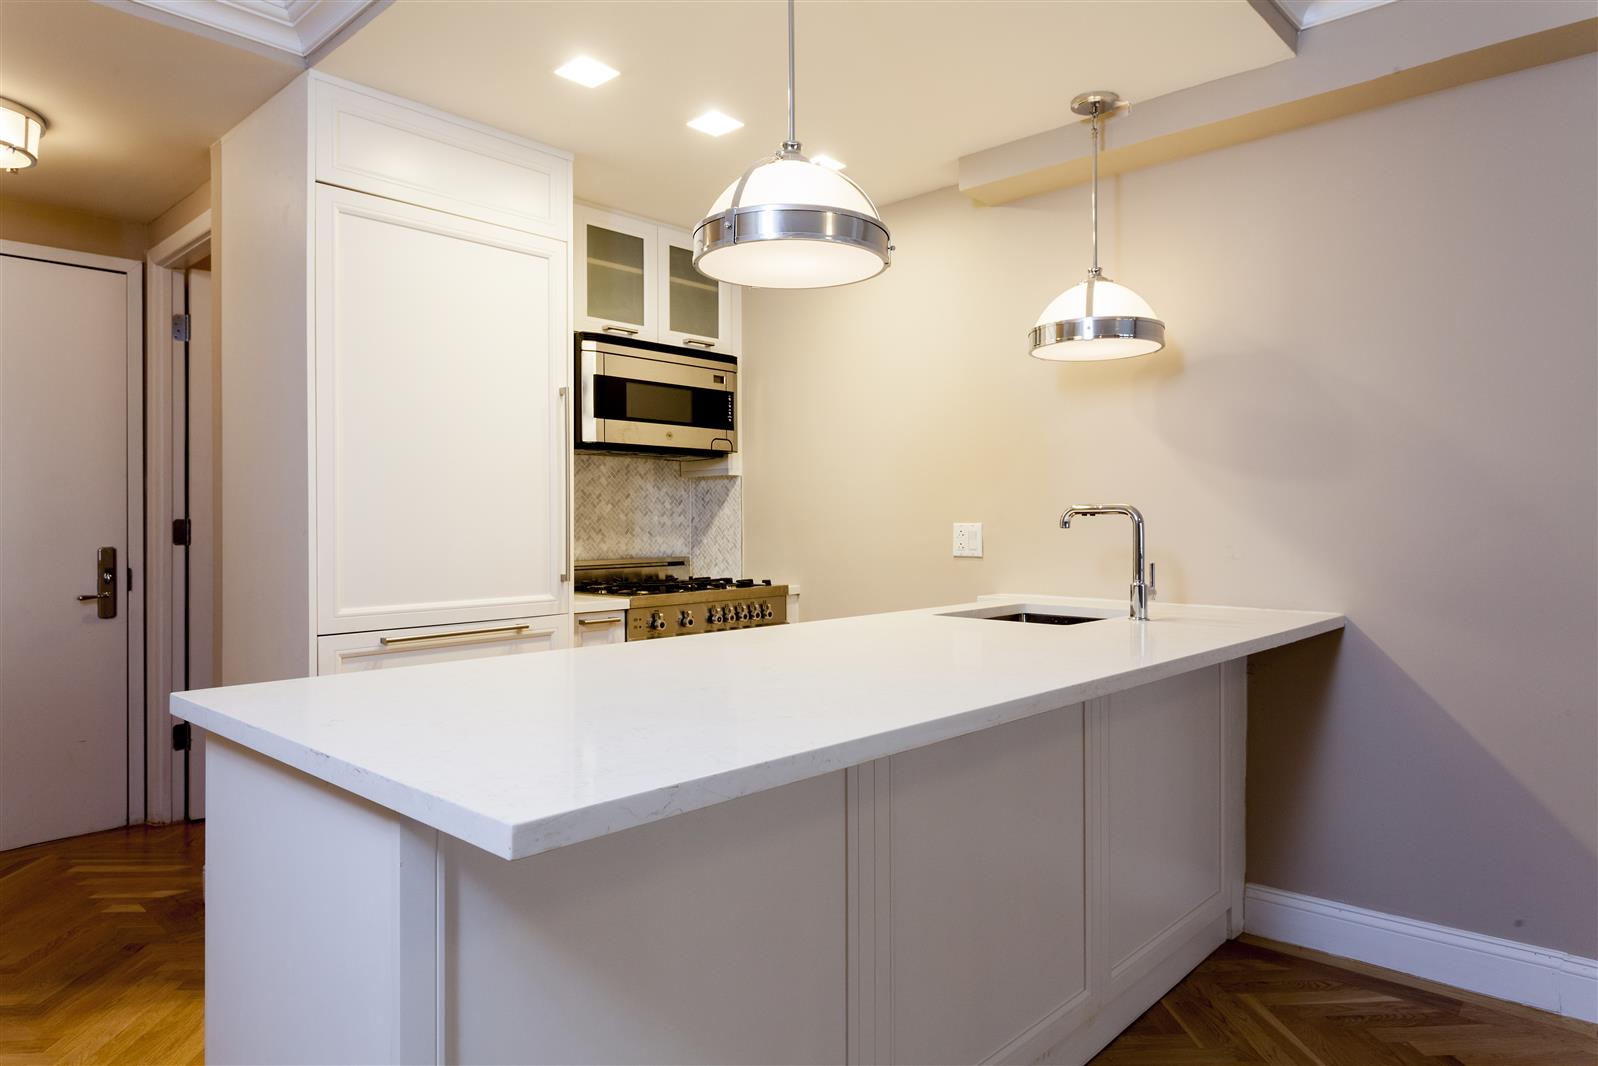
[1244,884,1598,1024]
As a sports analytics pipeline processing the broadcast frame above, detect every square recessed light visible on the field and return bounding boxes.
[554,56,619,88]
[687,110,744,137]
[812,155,846,171]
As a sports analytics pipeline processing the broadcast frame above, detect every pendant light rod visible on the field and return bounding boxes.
[1089,113,1100,277]
[784,0,799,150]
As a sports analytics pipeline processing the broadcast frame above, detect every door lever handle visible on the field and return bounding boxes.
[77,593,109,602]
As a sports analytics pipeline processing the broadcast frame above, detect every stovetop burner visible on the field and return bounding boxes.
[575,576,772,597]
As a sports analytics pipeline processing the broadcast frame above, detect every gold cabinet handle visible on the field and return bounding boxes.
[576,617,620,626]
[378,624,532,648]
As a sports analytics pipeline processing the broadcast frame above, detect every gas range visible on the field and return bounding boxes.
[574,559,788,641]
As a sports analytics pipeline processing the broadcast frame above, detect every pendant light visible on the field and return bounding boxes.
[0,98,45,172]
[692,0,892,289]
[1030,91,1165,361]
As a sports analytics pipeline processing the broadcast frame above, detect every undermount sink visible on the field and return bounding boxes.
[982,611,1099,626]
[939,605,1113,625]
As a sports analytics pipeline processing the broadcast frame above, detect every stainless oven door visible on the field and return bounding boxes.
[579,342,736,454]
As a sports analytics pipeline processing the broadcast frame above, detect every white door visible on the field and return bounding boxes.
[315,185,569,634]
[0,251,136,850]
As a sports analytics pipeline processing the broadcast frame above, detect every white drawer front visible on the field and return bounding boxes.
[573,610,625,647]
[313,78,570,238]
[318,619,563,675]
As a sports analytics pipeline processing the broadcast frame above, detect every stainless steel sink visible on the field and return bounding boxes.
[981,611,1099,625]
[939,605,1114,625]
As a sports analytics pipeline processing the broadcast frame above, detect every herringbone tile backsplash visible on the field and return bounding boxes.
[573,454,742,576]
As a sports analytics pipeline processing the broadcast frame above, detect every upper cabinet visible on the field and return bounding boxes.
[657,226,735,352]
[575,207,657,339]
[576,205,740,354]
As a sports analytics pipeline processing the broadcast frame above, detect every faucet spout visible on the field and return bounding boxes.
[1059,505,1154,620]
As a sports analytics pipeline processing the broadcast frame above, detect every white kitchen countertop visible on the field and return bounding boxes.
[173,595,1342,860]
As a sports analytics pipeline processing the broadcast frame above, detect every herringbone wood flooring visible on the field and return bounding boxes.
[1091,937,1597,1065]
[0,825,203,1065]
[2,825,1593,1065]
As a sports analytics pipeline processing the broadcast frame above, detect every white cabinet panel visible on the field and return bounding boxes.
[1105,668,1223,980]
[657,226,736,353]
[317,618,563,675]
[313,78,569,239]
[572,610,625,647]
[574,206,657,339]
[315,186,567,634]
[883,705,1087,1065]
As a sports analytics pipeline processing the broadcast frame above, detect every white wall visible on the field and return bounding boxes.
[741,56,1597,957]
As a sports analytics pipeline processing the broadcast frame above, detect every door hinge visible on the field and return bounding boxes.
[172,518,192,546]
[171,313,191,342]
[172,722,191,751]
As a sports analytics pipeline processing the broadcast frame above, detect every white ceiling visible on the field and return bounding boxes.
[0,0,1304,227]
[316,1,1296,226]
[0,1,298,222]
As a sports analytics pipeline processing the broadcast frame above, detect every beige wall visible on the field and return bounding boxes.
[0,195,146,260]
[147,181,211,249]
[742,55,1597,957]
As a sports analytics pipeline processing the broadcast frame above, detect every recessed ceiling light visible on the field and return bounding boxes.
[554,56,619,88]
[812,155,846,171]
[687,110,744,137]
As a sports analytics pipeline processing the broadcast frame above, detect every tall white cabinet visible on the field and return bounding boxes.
[220,73,573,682]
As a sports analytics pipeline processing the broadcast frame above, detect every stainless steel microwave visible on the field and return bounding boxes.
[574,333,736,458]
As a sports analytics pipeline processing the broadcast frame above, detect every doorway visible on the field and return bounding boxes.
[0,241,145,850]
[146,214,215,824]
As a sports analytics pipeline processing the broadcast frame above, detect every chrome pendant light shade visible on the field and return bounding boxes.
[1030,91,1165,361]
[693,0,892,289]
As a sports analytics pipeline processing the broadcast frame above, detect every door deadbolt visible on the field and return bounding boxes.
[75,546,117,619]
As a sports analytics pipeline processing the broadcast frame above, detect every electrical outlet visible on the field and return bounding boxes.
[953,522,983,558]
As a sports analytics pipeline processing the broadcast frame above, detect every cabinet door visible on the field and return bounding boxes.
[574,206,656,340]
[657,226,737,353]
[317,618,564,674]
[315,185,568,635]
[572,610,625,647]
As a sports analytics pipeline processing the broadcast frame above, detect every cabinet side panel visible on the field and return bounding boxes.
[1105,666,1225,982]
[886,703,1088,1065]
[443,772,847,1065]
[219,76,313,682]
[205,738,414,1065]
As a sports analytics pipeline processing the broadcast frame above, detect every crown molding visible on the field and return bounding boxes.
[1273,0,1395,31]
[96,0,377,61]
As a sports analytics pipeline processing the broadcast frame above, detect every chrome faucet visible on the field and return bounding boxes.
[1060,505,1156,621]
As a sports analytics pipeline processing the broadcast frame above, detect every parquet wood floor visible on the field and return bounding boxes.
[0,825,203,1065]
[2,824,1592,1065]
[1091,936,1597,1065]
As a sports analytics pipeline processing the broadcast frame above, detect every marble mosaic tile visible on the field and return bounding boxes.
[572,453,741,575]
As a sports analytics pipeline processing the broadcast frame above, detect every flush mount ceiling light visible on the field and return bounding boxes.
[692,0,891,289]
[0,97,45,172]
[1030,91,1165,361]
[687,110,744,137]
[554,56,619,88]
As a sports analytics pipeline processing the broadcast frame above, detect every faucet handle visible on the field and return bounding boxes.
[1148,562,1157,600]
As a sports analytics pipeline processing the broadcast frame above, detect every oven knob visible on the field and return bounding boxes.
[761,603,774,619]
[707,606,721,624]
[649,611,667,631]
[678,610,696,628]
[737,603,751,621]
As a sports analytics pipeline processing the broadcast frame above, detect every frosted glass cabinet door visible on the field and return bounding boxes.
[575,207,657,339]
[658,226,736,353]
[314,185,569,634]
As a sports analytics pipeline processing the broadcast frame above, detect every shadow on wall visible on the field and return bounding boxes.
[1248,624,1598,957]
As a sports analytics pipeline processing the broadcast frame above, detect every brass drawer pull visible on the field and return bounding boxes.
[379,624,532,648]
[576,617,620,626]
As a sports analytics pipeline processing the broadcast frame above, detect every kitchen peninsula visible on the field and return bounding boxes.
[175,594,1342,1065]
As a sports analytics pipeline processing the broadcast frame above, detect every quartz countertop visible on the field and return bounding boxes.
[173,595,1342,860]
